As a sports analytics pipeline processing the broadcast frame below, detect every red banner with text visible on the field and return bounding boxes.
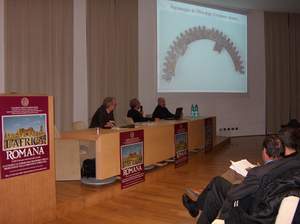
[0,96,49,179]
[175,122,188,168]
[205,118,214,152]
[120,130,144,189]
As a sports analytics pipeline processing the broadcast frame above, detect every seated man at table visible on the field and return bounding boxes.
[89,97,116,129]
[127,98,153,122]
[182,135,300,223]
[152,97,174,120]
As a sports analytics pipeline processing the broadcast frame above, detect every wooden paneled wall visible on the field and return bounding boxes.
[0,96,56,224]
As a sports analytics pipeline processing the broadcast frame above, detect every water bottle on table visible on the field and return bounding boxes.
[195,104,199,118]
[191,104,195,119]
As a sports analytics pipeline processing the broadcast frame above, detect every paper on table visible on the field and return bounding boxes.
[229,159,256,177]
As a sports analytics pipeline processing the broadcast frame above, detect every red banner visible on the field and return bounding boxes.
[120,130,144,189]
[0,96,49,179]
[175,122,188,168]
[205,118,214,152]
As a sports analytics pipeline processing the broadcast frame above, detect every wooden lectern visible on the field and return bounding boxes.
[0,94,56,224]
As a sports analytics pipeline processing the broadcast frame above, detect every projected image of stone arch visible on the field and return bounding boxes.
[162,26,245,82]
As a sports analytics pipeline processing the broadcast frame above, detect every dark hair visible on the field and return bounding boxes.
[262,135,285,158]
[279,127,300,151]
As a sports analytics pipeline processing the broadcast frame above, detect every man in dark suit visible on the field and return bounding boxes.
[152,97,174,120]
[182,135,296,224]
[185,127,300,202]
[221,157,300,224]
[89,97,116,129]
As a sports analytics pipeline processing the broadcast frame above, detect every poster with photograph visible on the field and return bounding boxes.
[175,122,188,168]
[0,96,49,179]
[120,130,144,189]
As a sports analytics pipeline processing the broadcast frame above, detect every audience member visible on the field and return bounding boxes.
[89,97,116,129]
[281,119,300,129]
[279,127,300,156]
[185,127,300,202]
[183,134,300,223]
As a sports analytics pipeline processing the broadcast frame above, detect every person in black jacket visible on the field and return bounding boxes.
[219,128,300,224]
[152,97,174,120]
[127,98,152,123]
[182,135,295,224]
[184,127,300,204]
[220,152,300,224]
[89,97,116,129]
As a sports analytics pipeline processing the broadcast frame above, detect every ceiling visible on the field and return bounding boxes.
[191,0,300,13]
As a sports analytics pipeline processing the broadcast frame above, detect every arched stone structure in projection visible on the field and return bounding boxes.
[162,26,245,81]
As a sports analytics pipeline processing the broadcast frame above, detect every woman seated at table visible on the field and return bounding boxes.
[127,98,153,123]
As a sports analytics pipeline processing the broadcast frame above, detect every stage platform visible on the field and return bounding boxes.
[55,136,230,218]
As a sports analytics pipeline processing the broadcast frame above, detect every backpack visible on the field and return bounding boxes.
[81,159,96,178]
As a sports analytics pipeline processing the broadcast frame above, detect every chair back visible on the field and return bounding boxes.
[275,196,300,224]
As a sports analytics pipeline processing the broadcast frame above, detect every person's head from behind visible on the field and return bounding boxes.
[129,98,141,111]
[262,135,285,163]
[158,97,166,107]
[279,127,300,156]
[103,97,116,112]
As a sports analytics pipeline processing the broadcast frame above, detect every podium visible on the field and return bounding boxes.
[0,94,56,224]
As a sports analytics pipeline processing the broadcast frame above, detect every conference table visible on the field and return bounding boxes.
[59,117,216,180]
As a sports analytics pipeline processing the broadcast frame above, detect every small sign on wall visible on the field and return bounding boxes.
[0,96,50,179]
[120,130,145,189]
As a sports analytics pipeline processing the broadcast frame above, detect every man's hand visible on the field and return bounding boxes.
[104,120,115,128]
